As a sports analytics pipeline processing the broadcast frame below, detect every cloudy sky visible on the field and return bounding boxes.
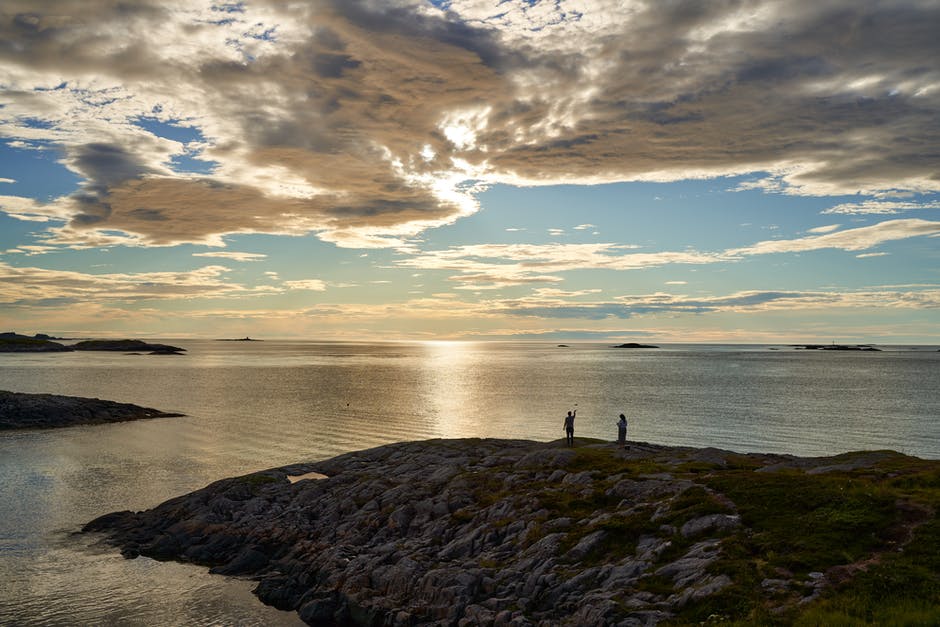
[1,0,939,342]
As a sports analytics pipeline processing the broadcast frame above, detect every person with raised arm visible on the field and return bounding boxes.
[564,408,576,446]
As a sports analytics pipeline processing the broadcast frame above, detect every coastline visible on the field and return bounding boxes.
[84,438,940,626]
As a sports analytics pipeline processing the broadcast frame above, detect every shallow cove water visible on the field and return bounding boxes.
[1,340,938,625]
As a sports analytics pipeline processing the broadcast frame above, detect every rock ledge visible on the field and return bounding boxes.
[0,390,184,430]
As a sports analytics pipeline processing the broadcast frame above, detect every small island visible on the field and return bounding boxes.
[73,340,186,355]
[0,390,184,430]
[0,332,72,352]
[216,337,262,342]
[84,438,938,625]
[0,333,186,355]
[613,342,660,349]
[793,344,882,351]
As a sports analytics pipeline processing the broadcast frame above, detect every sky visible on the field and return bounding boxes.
[1,0,939,342]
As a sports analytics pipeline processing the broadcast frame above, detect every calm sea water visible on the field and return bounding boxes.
[2,341,938,625]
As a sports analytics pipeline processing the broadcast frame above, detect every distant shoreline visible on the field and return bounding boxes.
[0,334,185,355]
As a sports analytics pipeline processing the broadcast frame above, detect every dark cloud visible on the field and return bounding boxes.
[70,142,156,188]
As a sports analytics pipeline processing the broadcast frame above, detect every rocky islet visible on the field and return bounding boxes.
[0,390,184,430]
[0,333,185,355]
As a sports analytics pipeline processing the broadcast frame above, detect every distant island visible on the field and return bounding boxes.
[215,337,262,342]
[0,333,185,355]
[0,332,72,352]
[84,438,939,626]
[0,390,184,430]
[72,339,186,354]
[613,342,660,349]
[793,344,882,351]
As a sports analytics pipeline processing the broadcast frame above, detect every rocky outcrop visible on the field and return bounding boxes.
[72,339,186,354]
[0,390,184,430]
[0,332,72,352]
[82,439,937,625]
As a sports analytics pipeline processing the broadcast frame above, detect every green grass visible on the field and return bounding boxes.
[663,454,940,625]
[790,509,940,625]
[702,471,898,574]
[563,445,669,476]
[657,486,734,526]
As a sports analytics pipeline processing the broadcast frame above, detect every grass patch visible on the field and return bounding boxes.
[564,446,671,477]
[658,486,734,526]
[703,471,898,574]
[574,509,661,563]
[659,457,940,625]
[450,508,476,524]
[563,446,632,474]
[792,509,940,625]
[537,486,619,521]
[635,573,675,596]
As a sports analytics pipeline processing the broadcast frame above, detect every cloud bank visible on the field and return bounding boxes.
[1,0,938,249]
[394,220,940,288]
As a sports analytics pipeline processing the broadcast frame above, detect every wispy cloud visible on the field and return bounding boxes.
[283,279,327,291]
[728,219,940,255]
[0,262,278,306]
[395,220,940,289]
[807,224,841,234]
[496,287,940,319]
[395,242,716,288]
[822,200,940,215]
[192,251,268,261]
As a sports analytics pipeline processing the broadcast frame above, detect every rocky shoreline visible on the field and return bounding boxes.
[0,390,184,430]
[83,438,939,625]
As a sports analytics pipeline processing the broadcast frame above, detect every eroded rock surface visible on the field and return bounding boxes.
[83,439,934,625]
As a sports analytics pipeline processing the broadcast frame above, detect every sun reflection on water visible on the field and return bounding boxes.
[420,341,484,439]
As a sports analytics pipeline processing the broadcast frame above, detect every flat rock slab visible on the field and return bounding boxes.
[0,390,184,430]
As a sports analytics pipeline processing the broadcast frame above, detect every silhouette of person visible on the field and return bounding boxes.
[564,409,576,446]
[617,413,628,447]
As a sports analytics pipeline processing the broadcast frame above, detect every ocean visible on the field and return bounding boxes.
[1,340,938,625]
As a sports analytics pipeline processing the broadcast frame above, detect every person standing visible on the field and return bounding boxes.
[564,409,576,446]
[617,413,628,447]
